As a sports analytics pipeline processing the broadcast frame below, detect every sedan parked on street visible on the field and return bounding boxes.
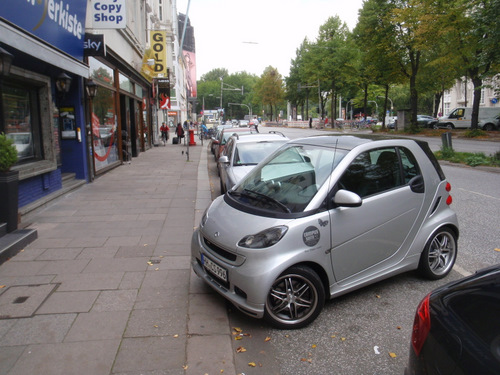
[406,264,500,375]
[218,132,289,193]
[192,135,459,329]
[417,115,438,128]
[479,115,500,131]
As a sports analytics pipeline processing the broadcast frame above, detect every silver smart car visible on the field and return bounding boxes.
[191,135,459,329]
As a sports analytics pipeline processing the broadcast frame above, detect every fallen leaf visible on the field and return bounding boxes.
[147,261,153,266]
[264,336,271,342]
[153,325,159,328]
[331,335,336,338]
[236,346,247,353]
[235,336,242,340]
[396,326,401,330]
[155,268,159,271]
[233,327,243,334]
[376,295,381,298]
[495,248,500,252]
[248,362,256,367]
[143,244,148,246]
[220,370,224,373]
[173,334,179,338]
[312,344,317,349]
[183,365,188,370]
[389,352,397,358]
[0,285,6,289]
[341,337,346,341]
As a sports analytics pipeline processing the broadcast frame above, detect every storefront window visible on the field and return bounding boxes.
[2,82,41,162]
[119,73,133,93]
[91,86,120,171]
[89,58,114,88]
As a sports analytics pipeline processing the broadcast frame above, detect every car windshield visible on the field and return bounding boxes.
[234,141,287,165]
[230,144,347,213]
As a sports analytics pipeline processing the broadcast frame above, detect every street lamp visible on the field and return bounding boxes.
[377,96,393,116]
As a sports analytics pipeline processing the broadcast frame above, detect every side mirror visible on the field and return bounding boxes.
[219,155,229,164]
[333,189,362,208]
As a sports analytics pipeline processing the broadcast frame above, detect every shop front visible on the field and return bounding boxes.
[0,1,90,210]
[86,53,152,175]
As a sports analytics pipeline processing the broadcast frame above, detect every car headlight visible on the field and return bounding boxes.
[238,226,288,249]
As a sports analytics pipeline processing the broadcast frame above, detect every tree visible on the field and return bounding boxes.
[254,67,285,121]
[441,0,500,129]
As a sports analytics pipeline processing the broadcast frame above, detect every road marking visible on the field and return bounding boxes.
[453,264,472,277]
[458,188,500,201]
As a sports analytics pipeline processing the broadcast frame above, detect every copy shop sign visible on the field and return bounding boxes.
[91,0,126,29]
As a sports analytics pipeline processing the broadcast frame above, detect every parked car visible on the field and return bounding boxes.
[218,132,289,193]
[417,115,438,128]
[214,127,258,162]
[192,135,459,329]
[405,264,500,375]
[210,124,232,155]
[478,114,500,131]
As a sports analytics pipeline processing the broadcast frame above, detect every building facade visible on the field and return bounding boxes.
[0,0,192,222]
[438,76,500,116]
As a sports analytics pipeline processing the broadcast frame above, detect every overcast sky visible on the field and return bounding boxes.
[176,0,364,79]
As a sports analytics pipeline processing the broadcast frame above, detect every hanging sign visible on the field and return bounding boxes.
[91,0,127,29]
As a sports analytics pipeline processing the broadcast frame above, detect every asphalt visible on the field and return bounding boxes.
[0,135,237,375]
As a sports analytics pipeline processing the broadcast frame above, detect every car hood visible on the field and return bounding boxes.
[201,195,286,253]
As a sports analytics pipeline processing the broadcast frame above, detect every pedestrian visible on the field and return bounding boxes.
[324,117,328,128]
[160,122,169,145]
[176,122,185,145]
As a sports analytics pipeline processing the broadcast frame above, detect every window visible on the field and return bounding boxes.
[339,148,403,198]
[0,67,56,178]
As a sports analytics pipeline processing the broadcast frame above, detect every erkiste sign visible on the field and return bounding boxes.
[1,0,88,59]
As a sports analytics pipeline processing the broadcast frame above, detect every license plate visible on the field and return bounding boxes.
[202,254,228,282]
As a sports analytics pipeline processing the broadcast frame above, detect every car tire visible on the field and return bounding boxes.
[264,266,325,329]
[418,227,457,280]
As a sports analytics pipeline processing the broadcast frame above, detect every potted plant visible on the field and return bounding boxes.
[0,133,19,232]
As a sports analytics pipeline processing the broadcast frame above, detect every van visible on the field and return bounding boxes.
[437,107,500,129]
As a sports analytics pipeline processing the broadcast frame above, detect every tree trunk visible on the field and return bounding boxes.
[470,72,482,130]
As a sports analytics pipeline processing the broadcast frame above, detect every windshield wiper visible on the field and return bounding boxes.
[231,189,291,213]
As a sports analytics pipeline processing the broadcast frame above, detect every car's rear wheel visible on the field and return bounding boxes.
[264,266,325,329]
[419,227,457,280]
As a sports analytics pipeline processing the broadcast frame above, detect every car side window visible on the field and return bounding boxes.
[398,147,420,184]
[338,148,402,198]
[224,138,234,159]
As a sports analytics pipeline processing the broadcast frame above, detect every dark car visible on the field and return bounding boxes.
[417,115,438,128]
[406,264,500,375]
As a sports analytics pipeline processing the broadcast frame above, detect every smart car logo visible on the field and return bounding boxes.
[303,226,320,247]
[214,232,220,238]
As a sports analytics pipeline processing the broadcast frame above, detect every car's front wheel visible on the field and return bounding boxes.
[418,227,457,280]
[264,266,325,329]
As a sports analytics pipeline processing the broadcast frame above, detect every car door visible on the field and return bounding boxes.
[329,147,426,283]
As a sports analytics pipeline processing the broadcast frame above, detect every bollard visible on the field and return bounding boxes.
[188,129,197,146]
[441,132,452,150]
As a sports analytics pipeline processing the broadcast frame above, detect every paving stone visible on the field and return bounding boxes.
[64,311,129,341]
[7,340,119,375]
[113,337,185,374]
[36,290,99,314]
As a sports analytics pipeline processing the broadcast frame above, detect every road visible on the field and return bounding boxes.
[204,125,500,375]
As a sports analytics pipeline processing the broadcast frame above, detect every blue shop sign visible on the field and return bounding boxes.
[1,0,88,60]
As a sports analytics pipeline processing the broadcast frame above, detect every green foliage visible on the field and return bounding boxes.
[435,147,500,167]
[0,133,18,172]
[463,129,487,138]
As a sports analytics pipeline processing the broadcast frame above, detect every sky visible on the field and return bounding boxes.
[176,0,364,80]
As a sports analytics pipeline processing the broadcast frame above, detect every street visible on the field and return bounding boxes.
[205,125,500,375]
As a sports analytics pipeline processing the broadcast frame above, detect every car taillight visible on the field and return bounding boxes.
[445,182,452,205]
[411,293,431,356]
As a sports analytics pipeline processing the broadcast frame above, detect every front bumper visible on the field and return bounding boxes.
[190,229,266,318]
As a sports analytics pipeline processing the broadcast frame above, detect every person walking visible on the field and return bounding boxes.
[176,122,185,145]
[160,122,169,145]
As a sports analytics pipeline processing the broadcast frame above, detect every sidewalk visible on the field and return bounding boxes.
[0,138,236,374]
